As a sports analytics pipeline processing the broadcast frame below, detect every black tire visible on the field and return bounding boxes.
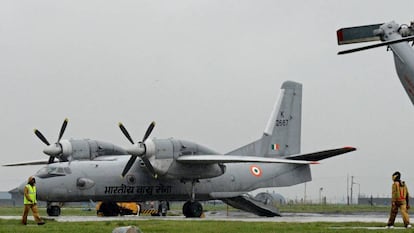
[182,201,191,217]
[189,201,203,218]
[47,206,61,216]
[183,201,203,218]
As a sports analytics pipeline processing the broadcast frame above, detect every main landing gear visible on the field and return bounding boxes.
[182,200,203,218]
[182,180,203,218]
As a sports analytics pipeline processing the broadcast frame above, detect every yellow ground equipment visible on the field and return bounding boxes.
[96,201,139,216]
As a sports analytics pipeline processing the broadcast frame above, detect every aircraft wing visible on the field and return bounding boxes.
[286,147,356,161]
[177,147,355,164]
[3,160,49,166]
[176,155,318,164]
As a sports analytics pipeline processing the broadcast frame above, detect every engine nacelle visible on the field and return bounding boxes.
[142,138,225,180]
[56,139,127,162]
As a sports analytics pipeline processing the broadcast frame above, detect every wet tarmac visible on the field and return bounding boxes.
[0,211,397,223]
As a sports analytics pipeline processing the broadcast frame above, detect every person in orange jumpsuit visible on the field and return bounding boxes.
[22,176,45,225]
[386,171,411,228]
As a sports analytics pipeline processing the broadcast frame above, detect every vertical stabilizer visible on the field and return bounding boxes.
[227,81,302,157]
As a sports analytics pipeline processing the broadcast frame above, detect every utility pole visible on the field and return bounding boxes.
[350,176,354,205]
[347,174,349,205]
[319,187,323,204]
[304,182,307,204]
[351,177,360,205]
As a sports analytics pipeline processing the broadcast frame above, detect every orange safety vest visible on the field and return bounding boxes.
[392,181,408,202]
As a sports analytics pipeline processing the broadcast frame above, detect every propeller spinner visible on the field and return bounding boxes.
[34,118,68,164]
[118,121,156,177]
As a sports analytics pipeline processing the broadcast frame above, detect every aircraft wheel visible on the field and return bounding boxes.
[47,206,61,216]
[182,201,191,217]
[183,201,203,218]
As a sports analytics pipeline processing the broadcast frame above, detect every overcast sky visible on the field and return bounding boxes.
[1,0,414,203]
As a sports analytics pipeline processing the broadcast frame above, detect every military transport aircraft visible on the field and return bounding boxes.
[337,21,414,105]
[4,118,127,166]
[17,81,356,217]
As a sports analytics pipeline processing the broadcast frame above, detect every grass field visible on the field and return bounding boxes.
[0,219,399,233]
[0,204,397,233]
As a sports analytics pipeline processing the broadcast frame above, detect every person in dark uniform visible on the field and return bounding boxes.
[386,171,411,228]
[22,176,45,225]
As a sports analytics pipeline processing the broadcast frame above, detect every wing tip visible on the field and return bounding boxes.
[343,146,357,151]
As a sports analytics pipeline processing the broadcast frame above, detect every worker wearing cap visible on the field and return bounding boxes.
[386,171,411,228]
[22,176,45,225]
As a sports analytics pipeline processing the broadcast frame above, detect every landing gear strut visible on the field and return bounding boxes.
[182,180,203,218]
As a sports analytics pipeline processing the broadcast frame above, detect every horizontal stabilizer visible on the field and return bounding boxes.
[286,147,356,161]
[337,24,382,45]
[176,155,318,165]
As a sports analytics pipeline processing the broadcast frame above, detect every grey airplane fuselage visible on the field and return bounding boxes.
[28,140,310,203]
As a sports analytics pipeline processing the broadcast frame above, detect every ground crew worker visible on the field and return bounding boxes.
[386,171,411,228]
[22,176,45,225]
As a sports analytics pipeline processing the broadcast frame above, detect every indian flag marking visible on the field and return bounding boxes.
[271,144,280,150]
[250,165,262,177]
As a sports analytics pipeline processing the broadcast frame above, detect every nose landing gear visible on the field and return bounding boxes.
[46,202,62,216]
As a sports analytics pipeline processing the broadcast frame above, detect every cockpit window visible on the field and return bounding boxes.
[35,166,69,178]
[64,167,72,174]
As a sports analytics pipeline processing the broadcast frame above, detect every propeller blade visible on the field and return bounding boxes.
[119,122,134,144]
[58,118,68,141]
[34,129,50,146]
[141,157,158,178]
[142,121,156,142]
[122,155,138,177]
[48,156,55,164]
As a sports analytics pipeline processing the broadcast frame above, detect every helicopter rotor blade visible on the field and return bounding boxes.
[338,35,414,55]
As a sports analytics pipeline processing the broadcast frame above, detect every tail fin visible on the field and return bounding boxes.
[227,81,302,157]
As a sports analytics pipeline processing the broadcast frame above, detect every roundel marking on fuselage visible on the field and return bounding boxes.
[250,165,262,177]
